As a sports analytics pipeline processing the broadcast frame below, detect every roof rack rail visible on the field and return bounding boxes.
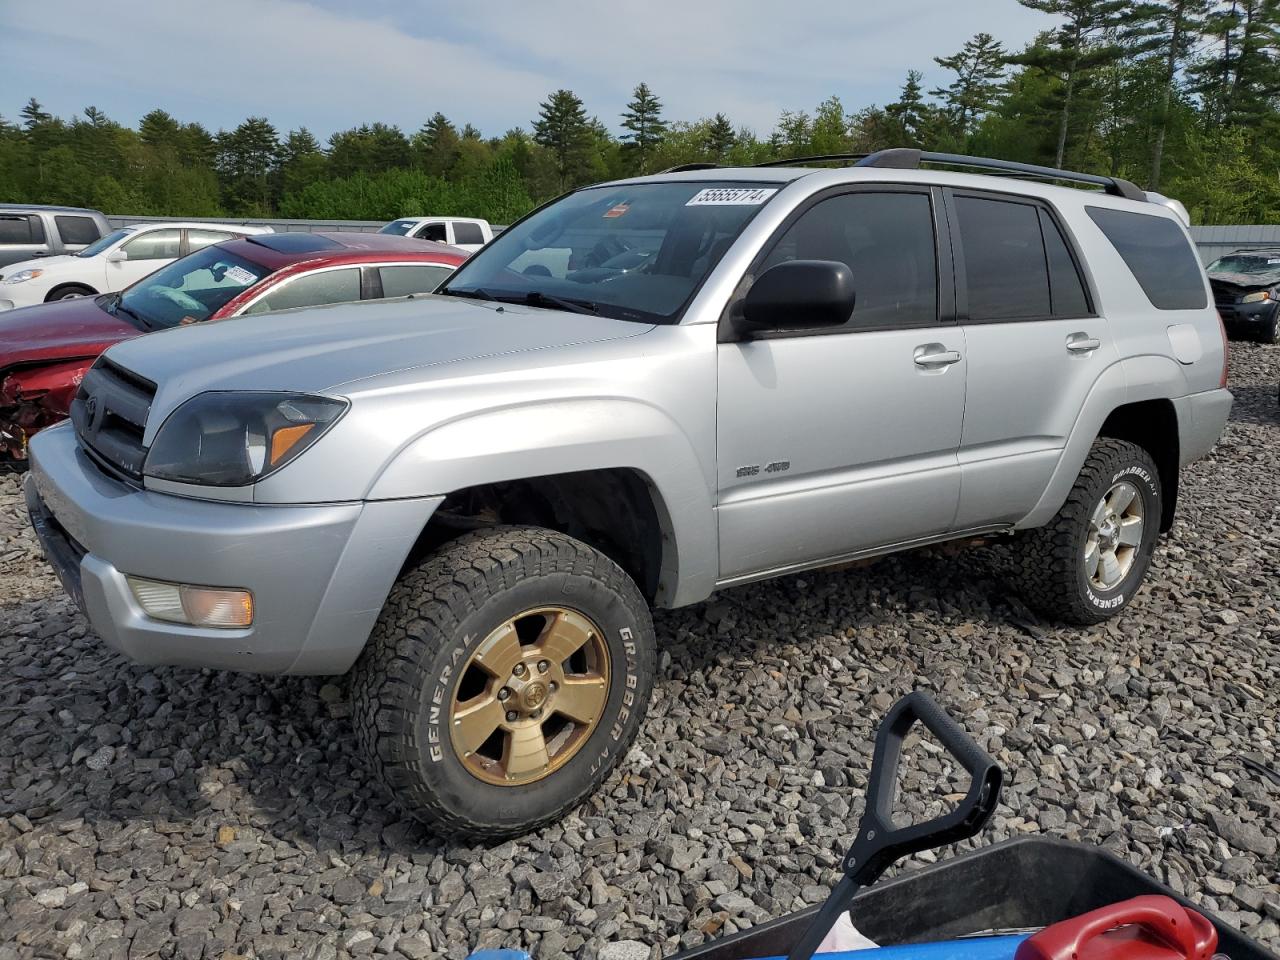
[661,162,722,173]
[751,153,871,168]
[856,149,1147,201]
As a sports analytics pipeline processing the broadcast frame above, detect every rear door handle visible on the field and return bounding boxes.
[1066,333,1101,353]
[914,344,962,367]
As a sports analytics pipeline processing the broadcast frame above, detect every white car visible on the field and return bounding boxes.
[0,222,273,311]
[378,217,494,253]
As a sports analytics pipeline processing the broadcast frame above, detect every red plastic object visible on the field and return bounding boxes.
[1016,896,1218,960]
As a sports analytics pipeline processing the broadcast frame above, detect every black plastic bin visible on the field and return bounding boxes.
[672,836,1279,960]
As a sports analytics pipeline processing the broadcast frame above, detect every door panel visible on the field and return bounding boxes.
[717,329,966,579]
[113,229,182,290]
[949,191,1116,528]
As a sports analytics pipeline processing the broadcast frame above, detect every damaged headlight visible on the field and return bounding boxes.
[144,391,348,486]
[1240,290,1272,303]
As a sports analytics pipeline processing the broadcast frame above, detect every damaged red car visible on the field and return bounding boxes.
[0,231,466,466]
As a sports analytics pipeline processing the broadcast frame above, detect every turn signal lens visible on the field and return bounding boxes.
[269,422,316,465]
[127,577,254,628]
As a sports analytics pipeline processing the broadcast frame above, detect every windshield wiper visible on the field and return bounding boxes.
[440,287,497,302]
[107,292,153,330]
[520,291,600,315]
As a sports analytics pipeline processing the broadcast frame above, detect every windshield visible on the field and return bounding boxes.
[115,245,271,329]
[1207,254,1280,276]
[76,228,133,258]
[379,219,416,236]
[440,181,780,323]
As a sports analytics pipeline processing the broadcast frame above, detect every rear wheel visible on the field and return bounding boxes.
[351,526,655,838]
[1259,311,1279,344]
[45,284,95,302]
[1011,439,1162,624]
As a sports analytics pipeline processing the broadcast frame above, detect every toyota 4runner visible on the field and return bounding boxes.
[25,150,1232,838]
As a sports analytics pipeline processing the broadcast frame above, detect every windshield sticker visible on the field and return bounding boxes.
[686,187,778,206]
[604,203,630,219]
[223,265,257,285]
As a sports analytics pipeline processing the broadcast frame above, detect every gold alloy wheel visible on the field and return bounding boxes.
[449,607,611,786]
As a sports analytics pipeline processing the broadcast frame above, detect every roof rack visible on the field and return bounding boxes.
[752,153,871,168]
[660,162,722,173]
[856,149,1147,201]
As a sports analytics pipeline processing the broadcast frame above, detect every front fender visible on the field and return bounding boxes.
[1018,355,1189,529]
[366,397,718,608]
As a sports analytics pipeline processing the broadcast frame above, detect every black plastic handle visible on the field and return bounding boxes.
[842,691,1002,885]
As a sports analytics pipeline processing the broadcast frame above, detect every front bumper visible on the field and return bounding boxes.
[26,423,443,675]
[1174,387,1234,466]
[1216,298,1278,329]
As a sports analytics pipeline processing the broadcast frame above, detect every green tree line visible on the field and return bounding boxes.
[4,0,1280,225]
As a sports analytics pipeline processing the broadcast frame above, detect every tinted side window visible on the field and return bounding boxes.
[1039,209,1090,317]
[245,268,361,314]
[122,228,182,260]
[418,223,448,243]
[55,215,101,245]
[760,191,938,329]
[1086,207,1207,310]
[452,222,485,245]
[955,195,1050,320]
[0,216,34,244]
[379,264,453,298]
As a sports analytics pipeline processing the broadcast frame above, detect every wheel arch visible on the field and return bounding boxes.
[43,282,97,302]
[367,398,719,607]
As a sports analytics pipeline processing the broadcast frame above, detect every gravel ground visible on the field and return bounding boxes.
[1,345,1277,960]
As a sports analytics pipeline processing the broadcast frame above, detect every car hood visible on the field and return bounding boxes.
[0,296,138,368]
[1208,270,1280,290]
[104,294,655,409]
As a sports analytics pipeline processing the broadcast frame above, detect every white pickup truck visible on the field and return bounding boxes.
[378,216,494,253]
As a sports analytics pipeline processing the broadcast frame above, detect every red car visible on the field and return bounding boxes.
[0,232,466,466]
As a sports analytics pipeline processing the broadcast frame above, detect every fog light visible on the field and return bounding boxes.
[126,577,254,628]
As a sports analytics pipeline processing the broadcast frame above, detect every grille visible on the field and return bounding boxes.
[70,358,156,481]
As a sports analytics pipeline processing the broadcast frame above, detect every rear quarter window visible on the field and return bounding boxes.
[0,215,43,244]
[452,222,485,245]
[1086,207,1207,310]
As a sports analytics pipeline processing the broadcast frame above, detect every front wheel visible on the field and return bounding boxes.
[45,284,94,302]
[1011,439,1162,625]
[351,526,655,838]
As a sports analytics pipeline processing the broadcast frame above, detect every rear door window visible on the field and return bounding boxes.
[954,195,1051,320]
[1086,206,1207,310]
[54,215,101,245]
[452,222,485,245]
[244,268,362,314]
[417,222,448,242]
[186,229,238,252]
[379,264,454,298]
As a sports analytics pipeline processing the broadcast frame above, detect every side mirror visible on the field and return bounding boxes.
[738,260,855,335]
[106,249,127,263]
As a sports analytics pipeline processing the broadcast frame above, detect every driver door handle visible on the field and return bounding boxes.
[914,345,962,367]
[1066,333,1101,353]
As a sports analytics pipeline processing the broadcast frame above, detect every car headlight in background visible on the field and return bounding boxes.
[144,391,348,486]
[1240,290,1272,303]
[2,269,44,284]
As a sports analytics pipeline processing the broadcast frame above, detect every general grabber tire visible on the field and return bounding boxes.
[351,525,656,839]
[1011,439,1162,625]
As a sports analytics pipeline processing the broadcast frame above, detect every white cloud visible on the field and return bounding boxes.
[2,0,1054,137]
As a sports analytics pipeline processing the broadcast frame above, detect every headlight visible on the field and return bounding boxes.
[1240,290,1272,303]
[2,269,44,284]
[144,392,348,486]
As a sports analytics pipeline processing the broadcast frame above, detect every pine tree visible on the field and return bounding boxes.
[139,109,181,148]
[216,117,279,213]
[886,71,932,147]
[1132,0,1212,188]
[932,33,1008,141]
[704,113,736,160]
[413,112,461,178]
[533,89,591,189]
[1191,0,1280,128]
[20,98,51,129]
[620,82,667,174]
[278,128,326,197]
[1013,0,1130,166]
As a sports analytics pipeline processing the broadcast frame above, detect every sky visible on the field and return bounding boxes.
[2,0,1056,141]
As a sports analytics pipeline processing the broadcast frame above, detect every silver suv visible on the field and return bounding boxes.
[0,204,109,269]
[26,150,1232,838]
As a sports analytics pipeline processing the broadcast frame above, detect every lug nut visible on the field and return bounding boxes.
[548,681,558,693]
[505,711,518,723]
[537,660,550,673]
[513,663,527,678]
[498,687,511,701]
[531,709,542,719]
